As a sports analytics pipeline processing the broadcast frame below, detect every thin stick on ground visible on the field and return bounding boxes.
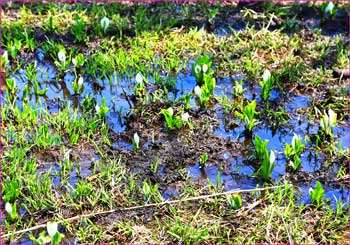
[1,185,281,239]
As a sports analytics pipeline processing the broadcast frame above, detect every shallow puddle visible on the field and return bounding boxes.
[6,50,350,210]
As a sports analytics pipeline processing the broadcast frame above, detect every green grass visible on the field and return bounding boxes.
[2,1,350,244]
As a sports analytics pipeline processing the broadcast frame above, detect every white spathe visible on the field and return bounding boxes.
[263,69,271,82]
[5,202,12,215]
[202,64,208,73]
[47,222,58,237]
[136,73,143,84]
[101,17,110,31]
[328,108,336,127]
[57,50,66,62]
[194,86,202,97]
[134,132,140,149]
[195,64,201,74]
[181,112,190,122]
[325,2,334,14]
[269,150,275,163]
[167,107,174,116]
[78,76,84,87]
[3,51,9,63]
[95,104,100,114]
[291,133,300,148]
[58,50,66,63]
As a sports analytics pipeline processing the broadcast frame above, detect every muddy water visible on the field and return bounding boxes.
[7,58,350,207]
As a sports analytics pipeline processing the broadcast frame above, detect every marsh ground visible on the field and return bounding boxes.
[1,2,350,244]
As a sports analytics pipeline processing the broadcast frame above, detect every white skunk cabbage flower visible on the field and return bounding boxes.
[325,2,334,14]
[328,108,336,127]
[58,50,66,63]
[63,149,71,162]
[2,51,9,65]
[194,85,202,98]
[181,112,190,122]
[3,51,8,60]
[95,104,100,114]
[47,222,58,237]
[134,132,140,149]
[136,73,143,84]
[167,107,174,116]
[291,133,300,148]
[263,69,271,82]
[78,76,84,87]
[100,17,110,32]
[202,64,208,73]
[194,64,201,74]
[270,150,275,163]
[5,202,12,215]
[234,81,244,95]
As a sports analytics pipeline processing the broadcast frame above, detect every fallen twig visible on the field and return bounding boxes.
[1,185,281,239]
